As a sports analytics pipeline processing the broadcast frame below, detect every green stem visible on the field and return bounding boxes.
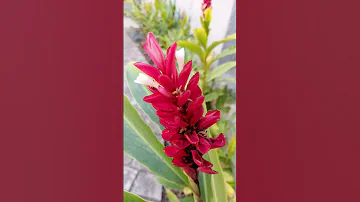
[201,60,209,92]
[189,176,202,202]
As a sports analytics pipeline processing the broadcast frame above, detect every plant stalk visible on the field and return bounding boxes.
[201,61,209,92]
[189,176,202,202]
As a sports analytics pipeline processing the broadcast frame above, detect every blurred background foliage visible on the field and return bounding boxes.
[126,0,193,49]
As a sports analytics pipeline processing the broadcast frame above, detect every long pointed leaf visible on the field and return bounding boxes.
[208,148,228,202]
[157,177,185,190]
[209,45,236,65]
[227,135,236,159]
[206,34,236,56]
[194,28,208,48]
[200,102,228,202]
[126,62,163,129]
[199,164,213,202]
[123,191,147,202]
[207,61,236,82]
[124,95,189,187]
[177,41,205,61]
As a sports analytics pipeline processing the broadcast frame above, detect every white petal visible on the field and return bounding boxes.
[134,73,159,88]
[175,48,185,72]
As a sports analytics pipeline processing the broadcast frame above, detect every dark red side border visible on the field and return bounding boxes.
[237,0,360,201]
[0,1,123,202]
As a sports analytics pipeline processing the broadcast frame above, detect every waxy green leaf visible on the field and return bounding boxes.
[124,95,189,187]
[124,191,147,202]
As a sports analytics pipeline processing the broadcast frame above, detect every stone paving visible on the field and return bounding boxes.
[123,16,163,202]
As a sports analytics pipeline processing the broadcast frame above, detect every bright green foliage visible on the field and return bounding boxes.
[194,28,208,48]
[124,4,237,202]
[181,196,195,202]
[208,148,228,202]
[166,189,181,202]
[157,177,185,191]
[208,61,236,82]
[124,191,148,202]
[127,0,192,49]
[177,41,205,61]
[124,95,189,187]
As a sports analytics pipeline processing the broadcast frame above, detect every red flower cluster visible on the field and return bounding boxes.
[134,33,226,180]
[202,0,212,15]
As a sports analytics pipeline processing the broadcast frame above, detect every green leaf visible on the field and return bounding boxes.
[206,34,236,57]
[207,61,236,82]
[166,189,181,202]
[223,106,231,113]
[193,28,208,48]
[199,162,213,202]
[181,196,195,202]
[219,156,233,169]
[226,182,236,200]
[227,135,236,159]
[157,177,184,190]
[208,148,228,202]
[223,171,235,182]
[205,91,224,102]
[218,77,236,83]
[177,41,205,61]
[231,153,236,186]
[209,45,236,65]
[126,62,163,129]
[217,147,226,158]
[204,7,212,22]
[209,122,220,137]
[227,181,236,186]
[216,94,226,110]
[199,105,227,202]
[124,95,189,187]
[124,191,147,202]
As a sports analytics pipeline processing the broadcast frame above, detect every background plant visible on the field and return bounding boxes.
[127,0,193,49]
[176,4,237,198]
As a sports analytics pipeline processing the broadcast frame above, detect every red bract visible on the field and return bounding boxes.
[202,0,212,16]
[134,32,226,180]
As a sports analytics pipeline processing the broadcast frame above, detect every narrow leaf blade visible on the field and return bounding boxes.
[206,34,236,56]
[177,41,205,60]
[124,95,189,187]
[126,62,162,129]
[208,61,236,82]
[205,91,224,102]
[210,45,236,65]
[124,191,147,202]
[227,135,236,159]
[193,28,208,48]
[208,148,228,202]
[157,177,185,190]
[199,165,212,202]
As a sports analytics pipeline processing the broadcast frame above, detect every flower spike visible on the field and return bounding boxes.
[133,32,226,180]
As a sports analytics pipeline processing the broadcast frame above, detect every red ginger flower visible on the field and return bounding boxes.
[133,32,226,180]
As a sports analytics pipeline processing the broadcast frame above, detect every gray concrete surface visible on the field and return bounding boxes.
[123,16,163,202]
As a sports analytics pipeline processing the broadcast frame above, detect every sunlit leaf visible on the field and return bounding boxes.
[208,61,236,82]
[206,34,236,57]
[124,191,147,202]
[124,95,189,187]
